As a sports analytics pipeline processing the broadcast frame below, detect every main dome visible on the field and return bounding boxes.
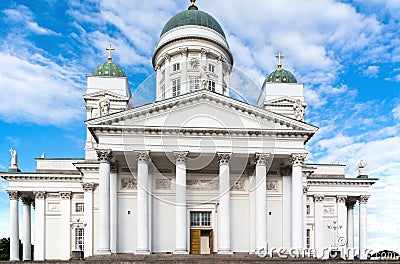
[160,5,226,38]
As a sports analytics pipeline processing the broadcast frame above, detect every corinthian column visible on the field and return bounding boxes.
[96,149,112,254]
[359,195,369,260]
[60,192,71,260]
[346,199,356,260]
[174,151,188,254]
[218,153,232,254]
[110,163,118,254]
[83,183,94,258]
[136,151,150,254]
[8,191,20,261]
[34,191,45,261]
[22,197,33,261]
[281,166,292,251]
[255,153,270,253]
[290,153,307,250]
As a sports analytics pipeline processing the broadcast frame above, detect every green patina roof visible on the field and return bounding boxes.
[265,68,297,84]
[160,5,226,38]
[94,61,126,77]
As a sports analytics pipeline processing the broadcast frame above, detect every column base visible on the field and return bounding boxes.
[136,249,151,255]
[174,249,189,254]
[218,249,233,254]
[96,249,111,255]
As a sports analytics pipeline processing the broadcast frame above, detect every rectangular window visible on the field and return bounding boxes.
[208,80,216,92]
[75,203,84,213]
[75,228,84,251]
[173,63,180,72]
[161,69,165,81]
[306,205,310,215]
[172,78,181,97]
[208,64,215,73]
[189,76,200,92]
[161,85,165,100]
[306,229,311,249]
[190,211,211,227]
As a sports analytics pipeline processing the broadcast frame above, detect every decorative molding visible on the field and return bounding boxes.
[307,179,376,186]
[179,47,188,57]
[290,153,307,167]
[163,53,171,62]
[337,195,347,203]
[34,191,46,199]
[217,152,231,166]
[323,205,335,215]
[218,54,226,63]
[359,195,370,204]
[255,153,270,166]
[48,203,60,212]
[231,180,245,191]
[200,48,208,57]
[173,151,188,165]
[314,195,324,203]
[2,174,82,181]
[21,197,34,205]
[187,179,218,191]
[7,190,20,200]
[96,149,112,162]
[280,166,292,176]
[121,178,137,190]
[267,181,278,191]
[82,182,95,192]
[303,186,308,194]
[135,150,150,164]
[111,162,119,174]
[60,192,71,200]
[155,179,171,190]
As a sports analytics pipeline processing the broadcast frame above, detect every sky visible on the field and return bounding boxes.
[0,0,399,254]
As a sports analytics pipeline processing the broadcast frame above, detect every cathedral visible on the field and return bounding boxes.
[1,1,377,261]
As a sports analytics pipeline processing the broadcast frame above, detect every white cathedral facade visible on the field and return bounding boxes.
[2,1,377,261]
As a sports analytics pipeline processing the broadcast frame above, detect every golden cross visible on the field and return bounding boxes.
[275,52,284,69]
[106,44,115,62]
[190,0,196,6]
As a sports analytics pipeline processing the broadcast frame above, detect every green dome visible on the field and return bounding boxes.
[94,61,126,77]
[265,68,297,84]
[160,6,226,38]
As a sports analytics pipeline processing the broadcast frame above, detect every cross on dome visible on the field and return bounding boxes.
[106,44,115,62]
[190,0,196,6]
[275,52,284,69]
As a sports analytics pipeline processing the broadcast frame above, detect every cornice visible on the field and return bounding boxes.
[1,173,82,181]
[308,178,377,186]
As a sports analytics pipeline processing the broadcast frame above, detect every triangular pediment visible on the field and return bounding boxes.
[84,90,129,102]
[87,90,317,134]
[266,96,307,106]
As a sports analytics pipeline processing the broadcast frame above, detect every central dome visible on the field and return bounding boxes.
[160,5,226,38]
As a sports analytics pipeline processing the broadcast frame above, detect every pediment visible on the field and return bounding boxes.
[87,90,317,134]
[266,96,307,107]
[84,90,129,102]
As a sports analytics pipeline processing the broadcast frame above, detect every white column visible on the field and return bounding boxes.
[8,191,20,261]
[83,183,94,258]
[217,153,232,254]
[302,186,308,248]
[34,191,46,261]
[96,149,112,254]
[346,199,356,260]
[255,153,269,252]
[173,151,189,254]
[314,195,324,258]
[60,192,71,260]
[110,164,118,254]
[22,197,32,261]
[337,196,347,257]
[281,166,292,250]
[163,54,171,98]
[290,153,307,250]
[136,151,150,254]
[359,195,369,260]
[249,173,256,253]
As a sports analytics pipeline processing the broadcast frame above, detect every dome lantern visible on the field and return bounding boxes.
[93,44,127,77]
[265,52,297,84]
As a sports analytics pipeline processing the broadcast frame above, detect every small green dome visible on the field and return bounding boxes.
[160,5,226,38]
[94,61,126,77]
[265,68,297,84]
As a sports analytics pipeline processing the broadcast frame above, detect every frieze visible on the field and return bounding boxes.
[155,179,172,190]
[266,181,278,191]
[231,180,245,191]
[323,205,335,215]
[121,178,137,190]
[187,179,218,191]
[47,202,60,212]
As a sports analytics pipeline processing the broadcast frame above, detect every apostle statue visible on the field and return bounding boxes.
[9,148,18,169]
[358,160,367,176]
[99,95,110,116]
[293,99,305,121]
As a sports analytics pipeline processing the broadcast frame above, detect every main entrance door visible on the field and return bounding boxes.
[190,229,213,254]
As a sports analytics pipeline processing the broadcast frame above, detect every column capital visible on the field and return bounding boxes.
[201,48,208,57]
[163,53,171,62]
[34,191,46,199]
[359,195,370,204]
[314,194,324,203]
[179,47,188,58]
[82,182,95,192]
[280,165,292,176]
[111,162,119,174]
[255,153,271,166]
[7,191,20,200]
[96,149,112,162]
[290,153,307,167]
[135,150,150,164]
[173,151,188,165]
[346,199,357,208]
[337,195,347,203]
[59,192,71,200]
[217,152,231,166]
[22,197,34,205]
[303,186,308,194]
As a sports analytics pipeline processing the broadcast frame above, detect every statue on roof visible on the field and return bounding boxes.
[293,99,304,121]
[9,148,18,169]
[358,160,367,176]
[99,95,110,116]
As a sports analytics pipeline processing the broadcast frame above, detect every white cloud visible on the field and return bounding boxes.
[393,104,400,120]
[364,65,380,78]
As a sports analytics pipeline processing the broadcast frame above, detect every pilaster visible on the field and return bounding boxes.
[359,195,369,260]
[83,183,94,258]
[313,195,324,258]
[34,191,46,261]
[60,192,72,260]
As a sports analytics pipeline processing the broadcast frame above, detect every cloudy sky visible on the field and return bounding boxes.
[0,0,399,253]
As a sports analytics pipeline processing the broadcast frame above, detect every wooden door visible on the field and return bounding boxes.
[209,229,214,254]
[190,230,201,254]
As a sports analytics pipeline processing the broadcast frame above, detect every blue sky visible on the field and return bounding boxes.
[0,0,399,253]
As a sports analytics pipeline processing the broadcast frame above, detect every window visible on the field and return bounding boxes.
[161,69,165,82]
[208,80,216,92]
[306,229,311,249]
[75,203,84,213]
[190,211,211,227]
[161,85,165,100]
[173,63,180,72]
[208,64,215,73]
[189,77,200,92]
[172,78,181,97]
[306,205,310,215]
[75,228,84,251]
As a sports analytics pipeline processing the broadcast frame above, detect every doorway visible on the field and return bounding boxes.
[190,229,213,254]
